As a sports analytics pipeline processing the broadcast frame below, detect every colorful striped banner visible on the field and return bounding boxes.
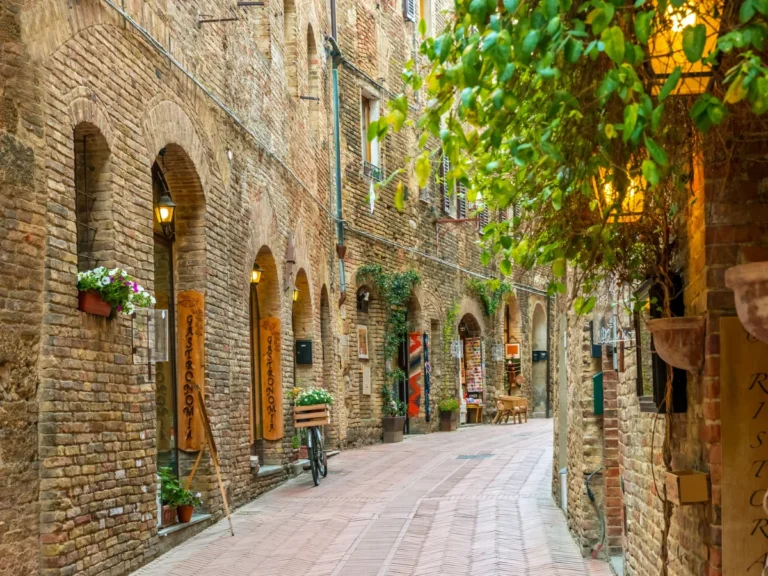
[408,332,422,418]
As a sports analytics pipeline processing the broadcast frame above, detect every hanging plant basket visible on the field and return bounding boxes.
[647,317,705,372]
[725,262,768,344]
[78,289,112,317]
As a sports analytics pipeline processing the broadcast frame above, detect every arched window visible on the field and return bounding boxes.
[284,0,297,98]
[356,286,370,313]
[74,123,112,271]
[306,25,320,133]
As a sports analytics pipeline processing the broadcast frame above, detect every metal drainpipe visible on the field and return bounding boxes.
[328,37,346,297]
[546,296,552,418]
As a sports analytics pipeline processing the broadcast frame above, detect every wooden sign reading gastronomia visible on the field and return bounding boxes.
[260,317,284,441]
[721,317,768,574]
[176,291,205,452]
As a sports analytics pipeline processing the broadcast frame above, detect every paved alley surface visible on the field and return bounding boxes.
[134,420,612,576]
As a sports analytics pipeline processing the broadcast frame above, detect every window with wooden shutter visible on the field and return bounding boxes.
[440,153,452,214]
[457,183,467,219]
[478,207,489,231]
[404,0,416,22]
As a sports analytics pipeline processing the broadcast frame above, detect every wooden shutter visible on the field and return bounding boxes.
[457,183,467,219]
[478,207,489,230]
[404,0,416,22]
[441,154,451,214]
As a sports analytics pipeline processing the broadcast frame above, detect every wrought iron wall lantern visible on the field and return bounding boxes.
[250,263,263,285]
[155,189,176,240]
[648,0,723,96]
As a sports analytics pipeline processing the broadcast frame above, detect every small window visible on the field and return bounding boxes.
[357,286,370,313]
[457,182,467,219]
[440,151,455,216]
[634,276,688,413]
[361,93,382,180]
[404,0,416,22]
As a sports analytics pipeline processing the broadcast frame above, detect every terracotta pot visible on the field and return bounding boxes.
[177,504,194,523]
[298,445,309,460]
[725,262,768,344]
[78,289,112,317]
[382,416,406,443]
[439,411,459,432]
[647,317,705,372]
[161,505,177,527]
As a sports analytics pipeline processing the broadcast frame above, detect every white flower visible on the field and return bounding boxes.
[100,277,111,286]
[109,268,119,276]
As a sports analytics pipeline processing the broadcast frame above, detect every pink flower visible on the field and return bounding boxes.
[132,282,139,293]
[117,305,123,311]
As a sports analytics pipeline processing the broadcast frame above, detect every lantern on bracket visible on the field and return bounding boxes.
[250,263,263,285]
[648,0,723,96]
[595,167,645,224]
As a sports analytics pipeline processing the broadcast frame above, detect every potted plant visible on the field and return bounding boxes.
[290,435,300,462]
[175,488,203,523]
[158,467,179,527]
[77,266,156,317]
[381,382,406,443]
[292,386,333,430]
[297,429,309,460]
[438,398,460,432]
[726,262,768,344]
[647,317,706,372]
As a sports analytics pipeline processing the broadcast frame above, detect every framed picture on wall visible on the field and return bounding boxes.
[357,325,369,359]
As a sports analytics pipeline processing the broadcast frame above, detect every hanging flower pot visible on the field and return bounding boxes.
[725,262,768,344]
[647,317,705,372]
[78,289,112,317]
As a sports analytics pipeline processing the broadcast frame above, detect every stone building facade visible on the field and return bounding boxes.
[0,0,552,575]
[552,67,768,576]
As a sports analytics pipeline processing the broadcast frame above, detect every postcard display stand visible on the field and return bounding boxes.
[464,337,484,404]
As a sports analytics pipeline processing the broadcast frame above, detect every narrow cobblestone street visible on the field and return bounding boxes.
[134,421,611,576]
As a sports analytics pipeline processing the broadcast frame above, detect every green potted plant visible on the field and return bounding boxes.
[77,267,155,317]
[175,488,202,523]
[382,381,407,443]
[438,398,460,432]
[158,467,179,527]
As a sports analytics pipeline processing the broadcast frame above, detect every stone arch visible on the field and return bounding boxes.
[284,0,298,98]
[306,24,320,133]
[73,120,114,271]
[292,268,314,388]
[456,296,486,335]
[68,95,116,150]
[244,193,280,291]
[141,100,213,195]
[531,302,547,416]
[502,291,522,344]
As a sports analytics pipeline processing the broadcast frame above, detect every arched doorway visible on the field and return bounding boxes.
[503,295,522,393]
[532,303,547,417]
[151,144,206,476]
[459,313,484,423]
[396,296,423,433]
[292,268,313,389]
[249,247,280,465]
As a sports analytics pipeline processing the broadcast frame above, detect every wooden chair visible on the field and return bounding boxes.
[493,399,512,424]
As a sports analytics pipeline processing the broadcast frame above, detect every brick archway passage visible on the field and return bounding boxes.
[133,422,612,576]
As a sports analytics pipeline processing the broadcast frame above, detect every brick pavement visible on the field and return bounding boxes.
[133,421,613,576]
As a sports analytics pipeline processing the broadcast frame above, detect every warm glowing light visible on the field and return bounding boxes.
[649,1,722,96]
[251,264,263,285]
[154,191,176,232]
[292,286,299,301]
[600,169,644,224]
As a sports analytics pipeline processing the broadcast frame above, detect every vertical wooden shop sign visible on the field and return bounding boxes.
[260,317,284,441]
[721,317,768,574]
[176,291,205,452]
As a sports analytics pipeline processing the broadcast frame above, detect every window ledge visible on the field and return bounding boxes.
[158,514,212,537]
[257,464,283,477]
[638,396,659,413]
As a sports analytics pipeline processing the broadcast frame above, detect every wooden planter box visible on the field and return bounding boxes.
[666,470,709,505]
[78,289,112,317]
[161,505,177,527]
[439,411,458,432]
[294,404,331,429]
[382,416,406,443]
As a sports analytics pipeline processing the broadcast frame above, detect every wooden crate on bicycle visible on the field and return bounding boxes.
[293,404,330,428]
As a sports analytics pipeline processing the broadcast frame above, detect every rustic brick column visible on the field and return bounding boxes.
[602,348,622,555]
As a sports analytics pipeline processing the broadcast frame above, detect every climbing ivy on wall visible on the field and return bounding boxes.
[356,264,421,368]
[442,300,460,355]
[466,278,512,317]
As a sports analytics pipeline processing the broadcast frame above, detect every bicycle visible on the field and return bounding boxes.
[306,425,328,486]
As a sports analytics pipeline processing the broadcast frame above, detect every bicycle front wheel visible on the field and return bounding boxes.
[308,428,320,486]
[312,427,327,478]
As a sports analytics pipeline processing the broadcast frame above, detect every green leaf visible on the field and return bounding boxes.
[602,26,625,64]
[418,17,427,36]
[586,3,615,35]
[658,67,682,101]
[552,258,566,278]
[741,0,756,23]
[367,120,379,142]
[605,123,616,138]
[634,10,654,45]
[644,135,669,166]
[642,159,660,187]
[682,24,706,62]
[724,72,749,104]
[551,188,563,210]
[623,104,638,142]
[415,153,431,188]
[480,251,492,266]
[500,235,512,249]
[394,182,405,213]
[651,104,664,132]
[500,258,512,276]
[574,296,597,315]
[564,38,583,63]
[502,0,520,14]
[523,30,541,54]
